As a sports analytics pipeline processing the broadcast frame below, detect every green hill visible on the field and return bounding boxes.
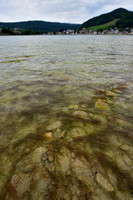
[88,19,119,31]
[81,8,133,29]
[0,21,80,33]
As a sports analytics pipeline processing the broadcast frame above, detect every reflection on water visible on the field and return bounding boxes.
[0,35,133,200]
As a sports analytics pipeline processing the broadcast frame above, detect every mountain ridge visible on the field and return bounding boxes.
[0,21,80,32]
[81,8,133,29]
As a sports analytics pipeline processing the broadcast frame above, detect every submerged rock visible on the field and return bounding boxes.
[74,105,79,110]
[24,148,31,154]
[57,148,71,174]
[115,191,131,200]
[33,146,47,163]
[95,99,110,110]
[116,119,132,128]
[93,188,110,200]
[62,107,69,114]
[43,132,53,141]
[71,128,86,137]
[120,144,129,151]
[116,84,127,90]
[96,173,114,192]
[113,89,122,94]
[73,110,87,119]
[30,172,51,200]
[94,89,104,94]
[105,99,113,105]
[65,77,69,81]
[71,158,94,187]
[80,104,87,108]
[92,114,107,124]
[0,174,7,194]
[68,105,74,109]
[48,155,54,162]
[54,129,66,139]
[46,121,62,131]
[115,152,132,171]
[24,164,35,173]
[84,123,94,134]
[11,173,32,197]
[105,90,115,97]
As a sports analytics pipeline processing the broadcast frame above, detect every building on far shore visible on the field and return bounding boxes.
[13,27,21,35]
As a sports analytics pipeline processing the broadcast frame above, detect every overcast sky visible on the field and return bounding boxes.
[0,0,133,23]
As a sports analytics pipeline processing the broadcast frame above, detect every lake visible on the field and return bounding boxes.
[0,35,133,200]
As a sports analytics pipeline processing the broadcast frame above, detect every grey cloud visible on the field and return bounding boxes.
[0,0,133,23]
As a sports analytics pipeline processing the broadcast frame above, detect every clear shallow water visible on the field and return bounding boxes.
[0,35,133,200]
[0,35,133,115]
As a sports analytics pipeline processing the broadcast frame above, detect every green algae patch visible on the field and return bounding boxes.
[71,127,86,138]
[0,59,26,63]
[95,99,110,110]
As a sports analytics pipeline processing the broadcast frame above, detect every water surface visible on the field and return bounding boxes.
[0,35,133,200]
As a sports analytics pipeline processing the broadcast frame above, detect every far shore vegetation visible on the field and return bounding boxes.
[0,8,133,36]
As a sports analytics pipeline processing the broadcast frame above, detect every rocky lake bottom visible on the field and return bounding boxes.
[0,35,133,200]
[0,81,133,200]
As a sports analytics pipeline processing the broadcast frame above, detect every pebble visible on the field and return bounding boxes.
[120,144,129,151]
[74,105,79,110]
[71,152,75,158]
[62,107,69,113]
[54,130,65,139]
[105,99,113,105]
[71,128,85,137]
[95,99,110,110]
[96,173,114,192]
[24,165,34,173]
[73,110,87,119]
[92,114,107,124]
[33,146,47,163]
[46,121,62,131]
[65,77,69,81]
[94,89,104,94]
[80,104,86,108]
[58,149,71,174]
[69,105,74,109]
[43,132,53,141]
[117,84,127,90]
[24,148,31,154]
[66,170,71,175]
[113,89,122,94]
[42,154,47,161]
[48,156,54,162]
[105,90,115,97]
[88,113,93,118]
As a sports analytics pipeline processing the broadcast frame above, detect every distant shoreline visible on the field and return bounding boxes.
[0,34,133,36]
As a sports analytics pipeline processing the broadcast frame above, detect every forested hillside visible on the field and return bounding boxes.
[81,8,133,29]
